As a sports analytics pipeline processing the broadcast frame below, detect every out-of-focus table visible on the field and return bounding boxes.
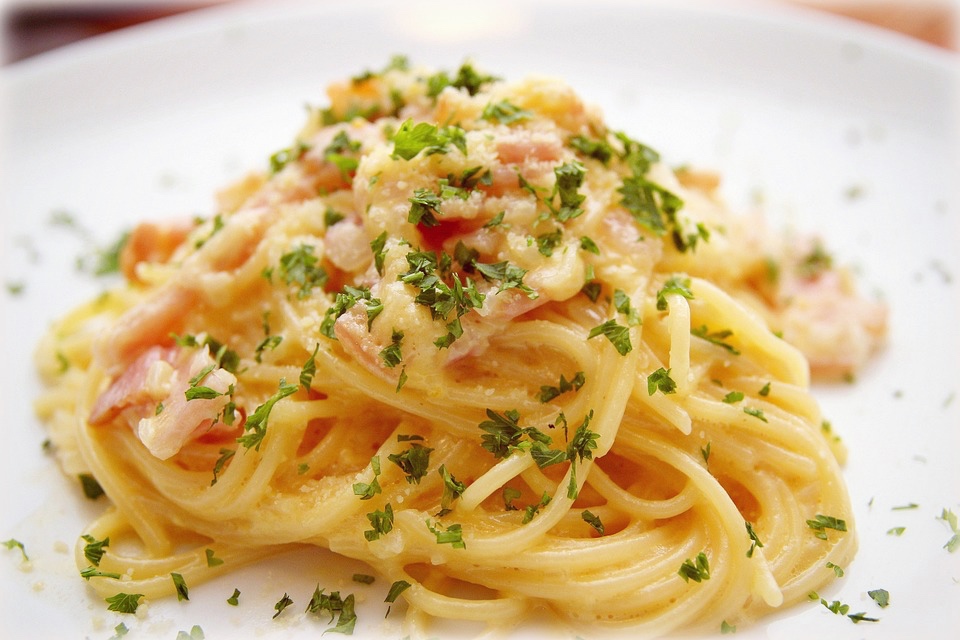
[1,0,957,64]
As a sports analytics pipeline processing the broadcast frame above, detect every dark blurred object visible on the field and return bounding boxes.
[796,0,956,49]
[2,2,220,64]
[2,0,956,66]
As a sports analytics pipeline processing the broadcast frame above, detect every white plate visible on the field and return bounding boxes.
[2,0,958,638]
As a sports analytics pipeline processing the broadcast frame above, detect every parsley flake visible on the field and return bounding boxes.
[391,120,466,160]
[105,592,144,614]
[364,503,394,541]
[237,380,298,451]
[205,548,224,567]
[385,580,411,603]
[481,100,532,124]
[426,520,466,549]
[81,534,109,566]
[656,276,694,310]
[647,367,677,396]
[582,510,605,535]
[692,325,740,355]
[81,566,122,580]
[806,514,847,540]
[388,442,433,485]
[273,592,294,619]
[868,588,890,608]
[174,625,204,640]
[745,521,764,558]
[279,244,328,299]
[538,371,586,403]
[678,552,710,583]
[172,572,190,601]
[587,319,632,355]
[79,473,105,500]
[3,538,28,562]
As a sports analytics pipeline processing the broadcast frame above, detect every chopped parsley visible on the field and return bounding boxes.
[547,161,587,222]
[273,592,294,619]
[723,391,744,404]
[700,442,711,464]
[279,244,328,299]
[806,514,847,540]
[613,289,641,326]
[580,235,600,254]
[237,380,298,451]
[300,344,320,391]
[539,371,585,403]
[172,572,189,601]
[521,491,552,524]
[743,407,768,423]
[940,508,960,552]
[321,285,383,339]
[81,534,109,565]
[745,521,764,558]
[79,473,105,500]
[385,579,411,603]
[582,510,605,535]
[269,141,310,174]
[379,329,404,368]
[481,100,532,124]
[478,409,538,459]
[3,538,28,562]
[868,588,890,608]
[797,242,833,279]
[647,367,677,396]
[354,456,383,500]
[502,487,522,511]
[426,520,466,549]
[886,526,906,536]
[370,231,388,275]
[105,592,144,614]
[426,62,498,98]
[408,188,444,227]
[210,448,235,486]
[678,552,710,583]
[808,591,879,624]
[205,548,224,567]
[387,442,434,485]
[81,566,122,580]
[352,573,375,585]
[587,319,632,355]
[656,276,694,311]
[227,588,241,606]
[826,561,844,577]
[364,504,394,541]
[569,134,614,164]
[691,325,740,355]
[391,119,466,160]
[437,464,466,516]
[174,625,204,640]
[324,207,346,227]
[891,502,919,510]
[305,586,357,633]
[720,620,736,634]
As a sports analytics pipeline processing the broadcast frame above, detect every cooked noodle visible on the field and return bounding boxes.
[34,59,886,637]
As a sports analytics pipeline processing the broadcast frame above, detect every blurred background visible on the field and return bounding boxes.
[1,0,957,65]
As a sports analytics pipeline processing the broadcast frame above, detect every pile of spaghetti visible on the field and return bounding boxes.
[35,59,886,636]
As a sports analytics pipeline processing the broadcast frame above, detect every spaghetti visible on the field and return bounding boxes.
[35,59,886,637]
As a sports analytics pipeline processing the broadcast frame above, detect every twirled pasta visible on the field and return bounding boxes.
[35,59,886,637]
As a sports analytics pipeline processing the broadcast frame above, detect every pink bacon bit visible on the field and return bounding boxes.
[89,345,238,460]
